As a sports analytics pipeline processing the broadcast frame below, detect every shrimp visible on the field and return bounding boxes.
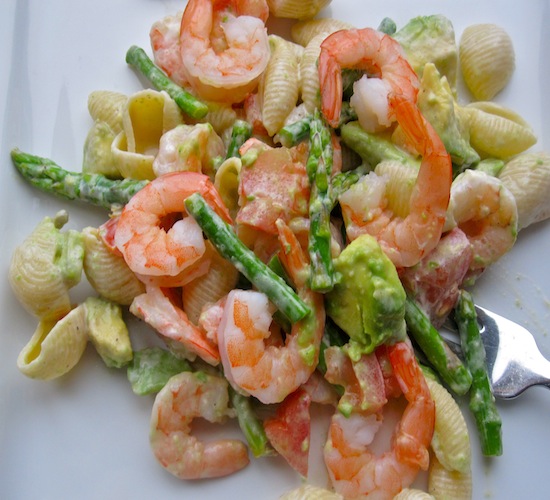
[114,171,231,286]
[324,341,435,499]
[178,0,271,103]
[444,169,518,273]
[217,219,325,404]
[150,370,249,479]
[319,28,452,268]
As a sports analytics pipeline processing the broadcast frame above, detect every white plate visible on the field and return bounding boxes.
[1,1,549,499]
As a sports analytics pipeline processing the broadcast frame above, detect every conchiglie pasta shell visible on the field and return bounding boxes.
[425,376,471,474]
[260,35,301,136]
[111,132,155,180]
[87,90,128,134]
[17,304,88,380]
[393,488,435,500]
[374,160,418,219]
[279,484,343,499]
[459,23,515,100]
[499,151,550,229]
[200,101,238,135]
[291,18,354,46]
[9,212,81,321]
[300,32,327,113]
[82,226,145,306]
[464,103,537,159]
[82,120,120,178]
[214,156,242,219]
[428,455,472,500]
[183,243,239,325]
[267,0,331,20]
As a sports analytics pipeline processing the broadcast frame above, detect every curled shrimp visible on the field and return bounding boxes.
[217,219,325,404]
[114,171,231,285]
[150,370,249,479]
[319,28,452,268]
[445,169,518,273]
[179,0,270,103]
[324,341,435,499]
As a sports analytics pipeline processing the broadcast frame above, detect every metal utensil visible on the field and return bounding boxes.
[442,306,550,399]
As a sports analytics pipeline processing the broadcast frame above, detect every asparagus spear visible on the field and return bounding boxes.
[307,110,335,292]
[11,149,147,209]
[455,290,503,456]
[125,45,208,120]
[331,164,369,208]
[405,297,472,396]
[184,192,311,324]
[226,119,253,159]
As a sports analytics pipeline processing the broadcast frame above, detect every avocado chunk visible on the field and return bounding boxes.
[325,235,406,359]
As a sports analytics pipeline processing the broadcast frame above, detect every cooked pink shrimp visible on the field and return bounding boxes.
[324,341,435,499]
[130,285,220,365]
[217,219,325,404]
[150,370,249,479]
[114,171,231,286]
[178,0,270,103]
[319,28,452,268]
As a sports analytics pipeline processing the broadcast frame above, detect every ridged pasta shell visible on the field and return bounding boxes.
[464,102,537,159]
[291,18,354,47]
[260,35,301,136]
[183,243,239,325]
[214,156,242,219]
[85,296,133,368]
[459,23,515,100]
[87,90,128,134]
[267,0,331,20]
[82,120,120,178]
[428,455,472,500]
[17,304,88,380]
[82,226,145,306]
[499,151,550,229]
[9,211,83,321]
[374,160,418,219]
[393,488,435,500]
[425,376,471,474]
[300,32,327,113]
[279,484,343,500]
[200,101,238,135]
[112,89,184,180]
[152,123,225,178]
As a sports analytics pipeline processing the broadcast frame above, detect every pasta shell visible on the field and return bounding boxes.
[459,23,515,100]
[200,101,238,135]
[279,484,343,499]
[260,35,301,136]
[428,455,472,500]
[82,120,120,178]
[85,296,133,368]
[214,156,242,219]
[82,226,145,306]
[300,32,327,113]
[374,160,419,219]
[499,151,550,229]
[267,0,331,20]
[425,376,471,474]
[17,304,88,380]
[183,243,239,325]
[112,89,184,180]
[464,102,537,159]
[87,90,127,134]
[291,18,354,47]
[9,211,83,321]
[393,488,435,500]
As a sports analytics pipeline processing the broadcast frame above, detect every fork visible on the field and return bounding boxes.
[442,306,550,399]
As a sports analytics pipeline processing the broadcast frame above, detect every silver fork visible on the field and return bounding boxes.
[442,306,550,399]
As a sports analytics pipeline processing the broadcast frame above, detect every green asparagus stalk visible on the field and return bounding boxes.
[331,164,369,207]
[405,297,472,396]
[455,290,503,456]
[11,149,147,209]
[277,115,313,148]
[184,192,311,323]
[226,119,253,159]
[125,45,208,120]
[229,387,274,458]
[307,110,335,292]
